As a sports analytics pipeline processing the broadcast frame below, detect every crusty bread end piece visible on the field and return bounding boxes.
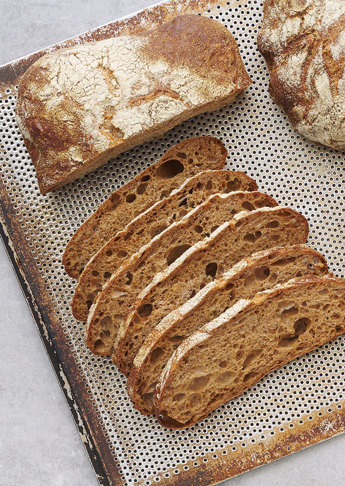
[156,276,345,428]
[72,170,258,321]
[113,206,309,375]
[63,136,227,279]
[16,15,251,194]
[128,245,328,414]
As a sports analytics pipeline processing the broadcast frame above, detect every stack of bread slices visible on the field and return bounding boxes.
[63,136,345,429]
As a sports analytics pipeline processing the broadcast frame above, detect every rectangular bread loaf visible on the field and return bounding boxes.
[16,15,251,194]
[155,276,345,428]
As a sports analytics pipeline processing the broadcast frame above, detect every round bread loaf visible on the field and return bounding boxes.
[258,0,345,150]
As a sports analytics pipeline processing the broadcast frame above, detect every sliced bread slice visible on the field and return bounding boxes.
[63,136,227,279]
[86,191,277,354]
[113,206,309,375]
[72,170,258,321]
[127,245,328,414]
[155,276,345,429]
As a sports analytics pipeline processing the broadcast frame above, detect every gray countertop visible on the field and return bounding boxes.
[1,1,345,485]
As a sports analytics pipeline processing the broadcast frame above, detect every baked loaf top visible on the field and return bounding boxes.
[16,15,251,193]
[63,136,227,279]
[258,0,345,149]
[156,275,345,428]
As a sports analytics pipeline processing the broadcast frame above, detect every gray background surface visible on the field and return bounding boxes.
[1,1,344,485]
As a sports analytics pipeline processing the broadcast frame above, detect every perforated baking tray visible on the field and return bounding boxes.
[1,0,345,485]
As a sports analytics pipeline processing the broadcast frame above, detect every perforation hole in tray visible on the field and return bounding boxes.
[1,0,345,484]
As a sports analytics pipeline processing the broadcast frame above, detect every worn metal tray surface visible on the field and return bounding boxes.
[1,0,345,484]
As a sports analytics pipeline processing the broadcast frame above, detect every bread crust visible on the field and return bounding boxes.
[258,0,345,149]
[155,276,345,428]
[62,136,228,279]
[16,15,251,193]
[127,245,328,415]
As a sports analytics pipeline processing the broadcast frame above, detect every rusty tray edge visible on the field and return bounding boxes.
[1,0,345,485]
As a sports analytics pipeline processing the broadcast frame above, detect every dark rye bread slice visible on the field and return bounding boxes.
[63,136,227,279]
[86,191,277,354]
[155,276,345,429]
[113,207,309,375]
[127,245,328,414]
[72,170,258,321]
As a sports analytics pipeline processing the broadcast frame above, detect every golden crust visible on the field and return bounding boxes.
[16,15,251,194]
[258,0,345,149]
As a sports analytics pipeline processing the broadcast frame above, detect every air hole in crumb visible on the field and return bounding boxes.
[118,250,128,258]
[104,271,111,279]
[100,330,110,339]
[168,335,185,344]
[219,360,228,368]
[216,371,235,384]
[141,175,150,182]
[242,349,262,369]
[124,231,133,241]
[126,193,136,203]
[157,159,184,178]
[226,178,240,192]
[138,303,153,317]
[137,183,147,195]
[206,180,213,190]
[243,371,257,382]
[150,347,164,363]
[281,305,299,319]
[189,393,201,407]
[272,257,296,266]
[150,224,168,237]
[242,201,255,211]
[266,220,280,228]
[188,375,211,391]
[166,244,191,266]
[243,233,255,242]
[294,317,310,335]
[173,393,186,402]
[194,225,203,234]
[94,339,106,353]
[255,266,270,281]
[205,262,218,278]
[100,316,112,331]
[91,270,99,277]
[178,197,187,207]
[336,325,343,333]
[126,272,133,285]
